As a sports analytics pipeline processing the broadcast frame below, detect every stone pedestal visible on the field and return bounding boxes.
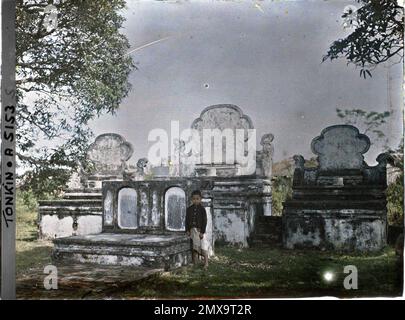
[53,233,191,270]
[283,125,391,252]
[283,186,387,251]
[207,176,272,247]
[38,189,102,239]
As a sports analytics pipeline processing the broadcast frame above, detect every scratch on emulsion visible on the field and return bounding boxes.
[124,36,173,56]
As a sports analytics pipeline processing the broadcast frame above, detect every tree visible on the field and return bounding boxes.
[323,0,403,78]
[336,108,391,147]
[15,0,134,198]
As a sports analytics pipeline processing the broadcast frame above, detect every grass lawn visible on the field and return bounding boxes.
[16,195,53,278]
[16,201,403,299]
[117,246,402,299]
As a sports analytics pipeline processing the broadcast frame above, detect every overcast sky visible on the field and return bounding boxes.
[90,0,403,165]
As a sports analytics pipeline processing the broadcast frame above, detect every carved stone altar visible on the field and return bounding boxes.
[53,179,213,269]
[283,125,391,251]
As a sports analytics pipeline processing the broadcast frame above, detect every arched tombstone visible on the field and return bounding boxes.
[311,125,370,171]
[165,187,186,231]
[118,188,138,229]
[80,133,134,188]
[190,104,256,176]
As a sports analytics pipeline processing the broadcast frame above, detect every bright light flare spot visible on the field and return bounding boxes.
[323,271,334,282]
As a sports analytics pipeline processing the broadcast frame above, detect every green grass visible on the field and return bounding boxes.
[16,196,53,278]
[16,195,403,299]
[119,246,402,298]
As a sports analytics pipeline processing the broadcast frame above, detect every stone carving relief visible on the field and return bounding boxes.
[86,133,134,176]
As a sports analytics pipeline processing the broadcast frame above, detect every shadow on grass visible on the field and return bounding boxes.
[16,241,53,276]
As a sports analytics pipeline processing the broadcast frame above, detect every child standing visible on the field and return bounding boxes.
[185,190,208,269]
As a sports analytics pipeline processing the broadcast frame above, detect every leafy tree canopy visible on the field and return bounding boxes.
[16,0,134,198]
[323,0,404,78]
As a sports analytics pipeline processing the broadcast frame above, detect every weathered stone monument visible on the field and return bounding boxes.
[80,133,134,188]
[283,125,391,251]
[49,104,276,269]
[38,133,134,239]
[53,179,211,269]
[187,105,274,244]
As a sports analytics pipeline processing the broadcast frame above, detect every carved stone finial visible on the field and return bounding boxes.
[260,133,274,178]
[376,152,395,168]
[293,155,305,170]
[136,157,149,174]
[260,133,274,150]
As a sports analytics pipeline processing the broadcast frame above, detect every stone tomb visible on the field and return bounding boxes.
[283,125,391,251]
[186,105,274,245]
[53,179,213,269]
[50,104,276,268]
[38,133,133,239]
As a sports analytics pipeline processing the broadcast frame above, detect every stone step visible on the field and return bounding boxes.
[38,199,103,207]
[64,188,102,193]
[284,200,386,210]
[293,187,385,194]
[256,228,281,235]
[249,236,282,247]
[292,193,385,201]
[53,233,191,270]
[256,216,282,223]
[39,206,102,214]
[250,239,282,246]
[293,185,385,191]
[256,216,282,228]
[251,215,282,247]
[252,233,281,240]
[63,192,102,200]
[292,187,385,200]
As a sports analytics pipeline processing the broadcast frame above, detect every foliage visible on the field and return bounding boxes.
[19,167,71,200]
[272,175,293,216]
[387,173,404,226]
[17,188,39,212]
[386,142,404,226]
[272,158,317,216]
[323,0,403,78]
[16,0,134,198]
[336,108,391,146]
